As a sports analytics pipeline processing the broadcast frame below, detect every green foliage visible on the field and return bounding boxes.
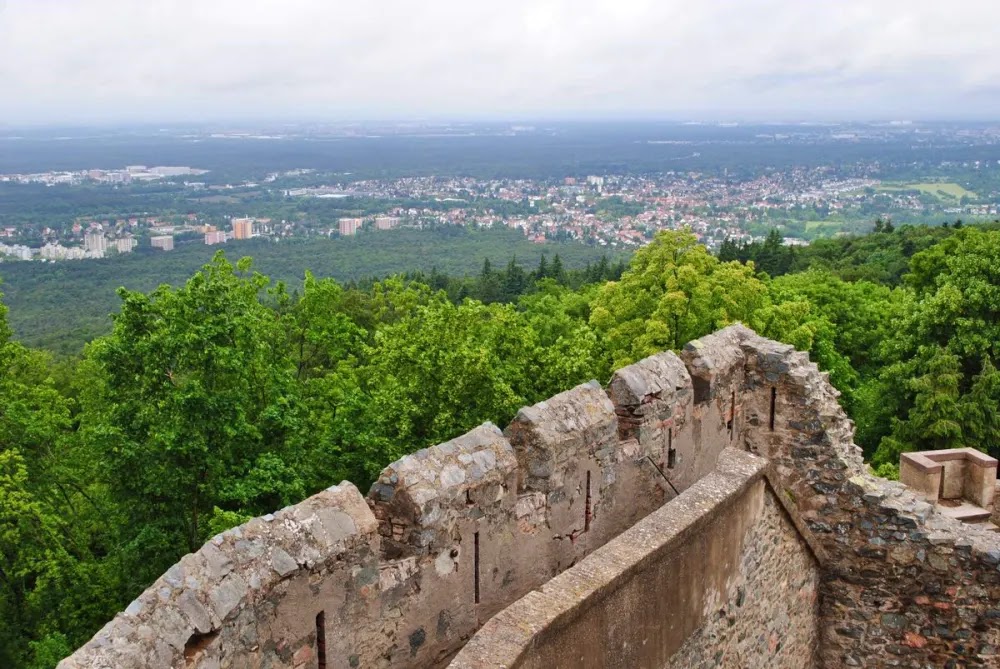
[0,228,627,354]
[203,508,254,540]
[356,300,537,478]
[82,252,306,585]
[4,222,1000,665]
[27,633,72,669]
[872,462,900,481]
[519,281,603,398]
[728,221,1000,285]
[590,231,768,368]
[870,229,1000,462]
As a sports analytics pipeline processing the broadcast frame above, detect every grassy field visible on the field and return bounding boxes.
[879,181,977,200]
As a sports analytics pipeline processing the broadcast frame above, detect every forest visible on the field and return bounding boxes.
[2,223,1000,668]
[5,124,1000,182]
[0,227,627,354]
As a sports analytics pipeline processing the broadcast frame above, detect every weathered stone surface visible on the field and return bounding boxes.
[681,323,753,402]
[606,350,690,410]
[739,327,1000,669]
[450,448,821,669]
[369,422,518,556]
[607,352,699,490]
[57,482,377,669]
[504,381,618,494]
[58,326,1000,669]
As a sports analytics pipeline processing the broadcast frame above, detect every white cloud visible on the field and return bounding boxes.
[1,0,998,123]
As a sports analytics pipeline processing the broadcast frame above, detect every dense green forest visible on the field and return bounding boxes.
[0,227,627,353]
[2,224,1000,667]
[6,124,1000,181]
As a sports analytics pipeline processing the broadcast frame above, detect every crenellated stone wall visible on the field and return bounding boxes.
[735,324,1000,668]
[59,348,732,669]
[58,325,1000,669]
[451,325,1000,669]
[53,482,381,669]
[448,448,822,669]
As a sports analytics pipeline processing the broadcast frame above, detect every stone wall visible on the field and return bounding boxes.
[59,324,1000,669]
[735,325,1000,668]
[448,449,822,669]
[993,482,1000,527]
[51,482,380,669]
[61,350,735,669]
[454,324,1000,669]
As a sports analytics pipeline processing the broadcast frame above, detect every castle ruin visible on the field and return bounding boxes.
[58,325,1000,669]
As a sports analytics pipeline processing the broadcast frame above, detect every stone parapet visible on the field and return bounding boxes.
[57,482,379,669]
[369,423,518,557]
[736,326,1000,668]
[59,325,1000,669]
[449,449,821,669]
[61,354,705,669]
[606,352,697,491]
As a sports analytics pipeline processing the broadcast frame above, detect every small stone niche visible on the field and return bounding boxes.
[899,448,999,529]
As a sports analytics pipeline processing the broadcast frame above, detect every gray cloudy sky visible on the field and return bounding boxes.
[1,0,999,124]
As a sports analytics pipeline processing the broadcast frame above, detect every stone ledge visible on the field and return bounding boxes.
[57,482,377,669]
[449,448,791,669]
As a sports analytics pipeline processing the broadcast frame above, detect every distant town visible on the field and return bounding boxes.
[0,164,208,186]
[1,151,998,263]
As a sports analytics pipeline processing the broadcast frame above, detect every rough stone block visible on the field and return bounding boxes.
[368,422,518,554]
[504,381,617,494]
[681,324,753,402]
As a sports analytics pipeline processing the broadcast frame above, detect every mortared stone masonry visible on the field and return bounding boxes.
[58,326,1000,669]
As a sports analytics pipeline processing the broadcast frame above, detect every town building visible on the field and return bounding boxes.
[339,217,363,236]
[150,235,174,251]
[84,231,107,256]
[231,218,254,240]
[114,237,137,254]
[0,243,33,260]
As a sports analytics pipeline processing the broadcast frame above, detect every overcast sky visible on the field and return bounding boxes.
[2,0,999,125]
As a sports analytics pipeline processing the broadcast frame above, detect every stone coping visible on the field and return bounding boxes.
[900,447,998,473]
[448,447,819,669]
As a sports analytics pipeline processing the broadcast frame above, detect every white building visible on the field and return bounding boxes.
[0,243,33,260]
[339,217,363,236]
[84,231,107,256]
[150,235,174,251]
[115,237,137,254]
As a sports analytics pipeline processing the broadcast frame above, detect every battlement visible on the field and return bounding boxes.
[58,325,1000,669]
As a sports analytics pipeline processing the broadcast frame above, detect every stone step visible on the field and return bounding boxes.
[936,502,993,523]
